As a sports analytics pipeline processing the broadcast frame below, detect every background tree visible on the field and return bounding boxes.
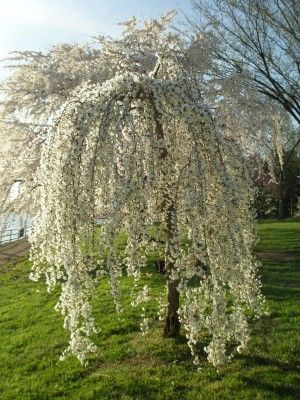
[271,147,300,219]
[190,0,300,213]
[190,0,300,125]
[254,120,300,219]
[251,158,277,219]
[251,148,300,219]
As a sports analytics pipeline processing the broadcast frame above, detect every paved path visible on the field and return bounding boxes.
[0,239,30,265]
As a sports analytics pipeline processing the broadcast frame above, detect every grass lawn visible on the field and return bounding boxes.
[0,220,299,399]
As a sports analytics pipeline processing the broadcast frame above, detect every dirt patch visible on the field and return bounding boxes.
[256,251,296,262]
[0,239,30,266]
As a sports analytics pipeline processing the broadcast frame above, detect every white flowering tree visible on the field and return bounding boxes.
[27,14,265,368]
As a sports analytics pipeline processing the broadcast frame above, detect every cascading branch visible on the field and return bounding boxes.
[29,51,265,367]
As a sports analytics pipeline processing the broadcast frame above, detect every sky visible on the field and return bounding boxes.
[0,0,193,81]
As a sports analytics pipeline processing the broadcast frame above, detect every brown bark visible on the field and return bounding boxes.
[163,201,181,337]
[148,90,181,337]
[164,278,180,337]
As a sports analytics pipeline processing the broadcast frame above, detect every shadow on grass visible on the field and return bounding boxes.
[105,323,141,336]
[261,257,300,301]
[241,353,300,373]
[242,376,300,398]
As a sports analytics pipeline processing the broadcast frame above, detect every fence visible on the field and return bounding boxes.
[0,227,30,245]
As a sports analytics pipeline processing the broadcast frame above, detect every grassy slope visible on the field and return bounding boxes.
[0,220,299,400]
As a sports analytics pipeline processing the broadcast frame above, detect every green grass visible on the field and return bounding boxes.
[0,220,299,399]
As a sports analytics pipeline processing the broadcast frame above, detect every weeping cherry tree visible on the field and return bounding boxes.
[29,14,265,367]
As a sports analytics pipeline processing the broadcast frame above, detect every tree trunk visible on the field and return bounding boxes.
[164,278,180,337]
[149,89,181,338]
[278,196,285,219]
[278,170,285,219]
[163,202,181,337]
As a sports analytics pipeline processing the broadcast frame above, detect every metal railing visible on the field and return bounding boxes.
[0,227,29,245]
